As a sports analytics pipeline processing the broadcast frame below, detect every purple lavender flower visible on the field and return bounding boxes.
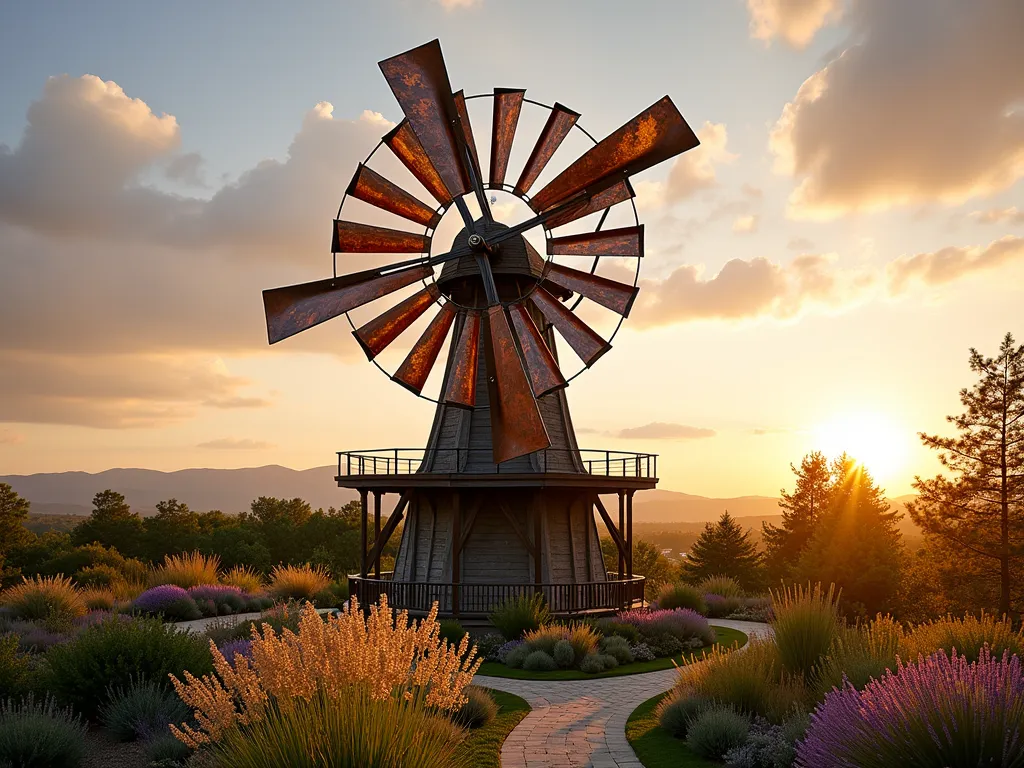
[188,584,244,602]
[616,608,715,645]
[133,585,201,621]
[496,639,525,663]
[10,622,72,652]
[796,648,1024,768]
[217,638,253,668]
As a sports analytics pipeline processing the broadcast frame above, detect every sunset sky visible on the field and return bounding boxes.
[1,0,1021,498]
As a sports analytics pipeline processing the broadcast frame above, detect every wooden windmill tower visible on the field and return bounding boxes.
[263,40,699,616]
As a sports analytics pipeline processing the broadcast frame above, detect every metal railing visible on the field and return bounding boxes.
[336,448,657,479]
[348,571,646,617]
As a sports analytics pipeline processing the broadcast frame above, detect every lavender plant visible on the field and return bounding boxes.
[617,608,715,646]
[133,585,201,621]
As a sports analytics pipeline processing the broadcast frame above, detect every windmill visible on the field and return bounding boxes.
[263,40,698,616]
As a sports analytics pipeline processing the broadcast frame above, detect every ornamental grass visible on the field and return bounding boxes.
[268,564,331,601]
[656,582,707,614]
[901,612,1024,663]
[813,614,903,698]
[0,575,86,621]
[80,588,116,612]
[698,575,744,598]
[771,582,841,678]
[523,622,599,662]
[170,596,481,748]
[796,648,1024,768]
[149,552,221,589]
[221,566,265,594]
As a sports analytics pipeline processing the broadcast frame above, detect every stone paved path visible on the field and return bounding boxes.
[474,620,771,768]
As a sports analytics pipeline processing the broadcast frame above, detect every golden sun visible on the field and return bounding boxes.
[813,410,910,481]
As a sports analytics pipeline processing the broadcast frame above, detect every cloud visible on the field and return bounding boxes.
[634,122,735,209]
[751,427,790,435]
[788,236,815,251]
[165,152,205,186]
[747,0,843,48]
[733,215,759,233]
[0,428,24,445]
[971,207,1024,225]
[617,423,716,440]
[437,0,479,8]
[887,235,1024,293]
[770,0,1024,217]
[197,438,275,450]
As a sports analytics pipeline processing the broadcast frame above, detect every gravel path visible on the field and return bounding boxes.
[473,620,772,768]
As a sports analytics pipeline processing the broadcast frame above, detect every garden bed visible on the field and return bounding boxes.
[626,693,717,768]
[452,689,530,768]
[477,626,747,680]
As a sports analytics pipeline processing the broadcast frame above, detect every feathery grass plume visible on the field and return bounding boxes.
[488,593,551,640]
[796,648,1024,768]
[0,695,86,768]
[813,614,903,698]
[148,552,221,589]
[698,575,744,598]
[80,588,116,612]
[110,578,146,602]
[656,582,708,614]
[268,564,331,600]
[169,596,481,747]
[210,685,467,768]
[771,582,841,678]
[0,575,86,621]
[682,636,782,718]
[901,611,1024,663]
[221,566,265,594]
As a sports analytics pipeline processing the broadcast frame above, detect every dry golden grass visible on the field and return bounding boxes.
[0,574,86,619]
[81,588,116,611]
[221,565,265,594]
[268,564,330,600]
[110,579,147,601]
[901,612,1024,662]
[149,552,221,588]
[170,596,482,747]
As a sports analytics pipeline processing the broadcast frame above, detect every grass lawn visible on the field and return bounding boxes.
[476,626,747,680]
[625,692,718,768]
[453,688,531,768]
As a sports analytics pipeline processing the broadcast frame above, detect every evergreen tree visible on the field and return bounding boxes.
[763,451,831,583]
[908,333,1024,616]
[795,456,904,616]
[681,511,763,590]
[72,490,145,557]
[0,483,32,580]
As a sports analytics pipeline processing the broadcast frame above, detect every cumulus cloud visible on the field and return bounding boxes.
[617,423,716,440]
[733,215,759,233]
[634,122,735,209]
[165,152,205,186]
[747,0,843,48]
[197,438,275,450]
[971,207,1024,225]
[770,0,1024,217]
[887,235,1024,293]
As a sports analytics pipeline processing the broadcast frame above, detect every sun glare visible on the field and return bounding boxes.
[813,410,910,481]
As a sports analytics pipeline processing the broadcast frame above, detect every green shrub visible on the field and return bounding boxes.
[901,612,1023,663]
[599,635,634,665]
[43,616,212,718]
[657,583,707,614]
[595,653,618,670]
[522,650,557,672]
[686,705,749,760]
[210,686,466,768]
[595,619,640,644]
[99,677,191,741]
[657,693,709,739]
[145,732,192,764]
[771,582,841,678]
[0,636,30,699]
[449,686,497,729]
[312,581,349,610]
[489,594,550,640]
[504,644,530,669]
[438,620,467,648]
[579,653,606,674]
[0,695,86,768]
[552,639,575,668]
[698,575,744,599]
[646,633,684,658]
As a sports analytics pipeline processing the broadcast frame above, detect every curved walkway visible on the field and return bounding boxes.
[474,620,771,768]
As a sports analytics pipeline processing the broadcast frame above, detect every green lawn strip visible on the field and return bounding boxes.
[476,626,747,680]
[625,692,718,768]
[453,689,531,768]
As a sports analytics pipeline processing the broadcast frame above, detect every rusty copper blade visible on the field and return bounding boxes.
[543,262,639,317]
[346,164,441,230]
[354,284,441,360]
[547,225,643,258]
[514,102,579,196]
[392,303,457,395]
[528,286,611,367]
[264,266,432,345]
[508,302,566,397]
[531,96,699,211]
[384,121,451,206]
[545,179,634,229]
[453,90,481,178]
[489,88,525,188]
[443,311,480,408]
[483,305,551,464]
[379,40,469,199]
[333,220,431,254]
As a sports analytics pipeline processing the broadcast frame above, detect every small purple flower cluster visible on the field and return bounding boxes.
[133,585,202,621]
[617,607,715,645]
[796,648,1024,768]
[217,638,253,668]
[496,639,524,664]
[189,584,243,602]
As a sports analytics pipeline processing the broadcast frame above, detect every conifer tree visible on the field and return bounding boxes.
[681,511,763,591]
[0,483,32,579]
[763,451,831,583]
[72,489,145,557]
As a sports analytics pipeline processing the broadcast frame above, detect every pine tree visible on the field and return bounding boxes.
[763,451,831,583]
[0,483,32,579]
[908,333,1024,616]
[681,511,763,591]
[72,489,145,557]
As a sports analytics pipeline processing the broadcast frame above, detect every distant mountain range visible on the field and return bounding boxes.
[1,466,917,531]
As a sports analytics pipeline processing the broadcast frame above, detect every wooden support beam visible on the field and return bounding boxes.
[459,495,483,552]
[359,490,368,578]
[452,491,461,617]
[497,499,533,553]
[594,496,627,565]
[626,490,634,579]
[618,490,625,578]
[533,495,543,588]
[365,490,412,573]
[373,491,382,578]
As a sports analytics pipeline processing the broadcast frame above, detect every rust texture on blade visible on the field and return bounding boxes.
[483,305,551,463]
[392,303,457,395]
[545,180,634,229]
[354,283,441,360]
[263,266,432,345]
[508,302,566,397]
[530,96,699,211]
[453,90,481,178]
[528,286,611,367]
[514,102,579,196]
[489,89,525,188]
[542,262,639,317]
[346,164,441,229]
[384,121,452,206]
[333,220,431,254]
[379,40,469,199]
[443,311,480,408]
[547,225,643,257]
